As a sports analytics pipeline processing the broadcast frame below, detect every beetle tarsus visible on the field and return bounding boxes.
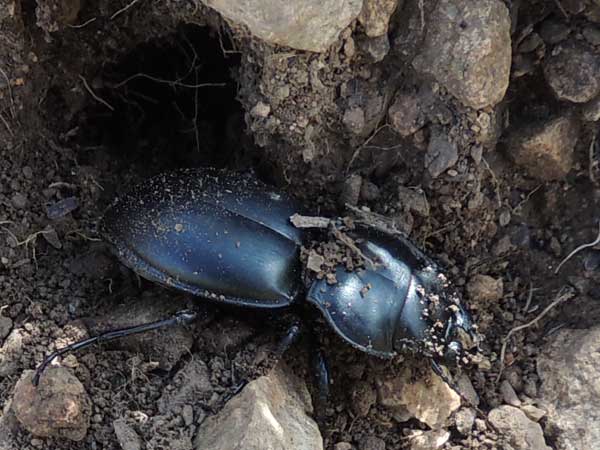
[32,309,198,386]
[312,347,330,410]
[275,323,302,358]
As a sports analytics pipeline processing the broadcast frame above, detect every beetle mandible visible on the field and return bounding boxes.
[33,168,477,388]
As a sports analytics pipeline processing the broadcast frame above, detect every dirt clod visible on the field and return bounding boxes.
[12,368,91,441]
[508,115,579,180]
[467,274,504,303]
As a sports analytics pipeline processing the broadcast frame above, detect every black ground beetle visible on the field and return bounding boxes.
[33,168,477,392]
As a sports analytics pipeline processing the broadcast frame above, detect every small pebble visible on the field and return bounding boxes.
[500,380,522,407]
[11,193,27,209]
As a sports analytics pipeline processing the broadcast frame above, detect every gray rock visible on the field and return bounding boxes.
[388,92,425,137]
[0,399,19,450]
[543,42,600,103]
[583,25,600,46]
[340,174,363,207]
[350,381,377,417]
[250,101,270,118]
[334,443,353,450]
[500,380,521,407]
[158,359,212,414]
[539,19,571,45]
[488,406,550,450]
[0,328,23,377]
[0,316,12,341]
[508,115,579,180]
[357,34,390,62]
[413,0,511,109]
[466,274,503,302]
[358,0,399,37]
[201,0,363,52]
[581,95,600,122]
[425,131,458,178]
[113,419,142,450]
[520,404,546,423]
[12,369,91,441]
[376,366,461,428]
[538,326,600,450]
[193,362,322,450]
[408,429,450,450]
[397,186,430,217]
[10,193,27,209]
[359,436,385,450]
[456,373,479,406]
[455,407,476,434]
[343,107,366,135]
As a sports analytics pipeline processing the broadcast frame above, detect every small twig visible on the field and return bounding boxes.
[418,0,425,33]
[114,73,226,90]
[497,287,574,383]
[554,222,600,274]
[522,282,538,313]
[79,75,114,111]
[512,184,542,214]
[330,226,378,268]
[110,0,142,20]
[0,65,16,118]
[0,112,13,136]
[589,133,598,184]
[346,124,391,173]
[67,17,97,28]
[552,0,570,21]
[482,157,502,208]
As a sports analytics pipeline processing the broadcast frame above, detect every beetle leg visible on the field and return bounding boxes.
[32,310,198,386]
[312,346,330,408]
[275,322,302,358]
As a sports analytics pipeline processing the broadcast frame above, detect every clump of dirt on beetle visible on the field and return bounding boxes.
[299,216,373,287]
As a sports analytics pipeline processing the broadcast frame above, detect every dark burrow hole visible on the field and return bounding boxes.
[76,24,249,175]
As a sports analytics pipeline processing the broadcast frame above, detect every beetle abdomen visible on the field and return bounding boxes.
[101,168,304,307]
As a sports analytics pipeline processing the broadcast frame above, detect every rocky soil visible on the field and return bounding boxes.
[1,0,600,449]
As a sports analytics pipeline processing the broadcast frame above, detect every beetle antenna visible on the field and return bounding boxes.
[32,310,198,386]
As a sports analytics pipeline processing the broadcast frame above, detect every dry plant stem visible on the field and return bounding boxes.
[590,133,598,184]
[0,113,13,136]
[67,17,97,29]
[0,66,16,118]
[346,124,390,173]
[482,157,502,208]
[552,0,570,20]
[330,226,378,268]
[79,75,114,111]
[554,221,600,274]
[110,0,142,20]
[114,73,226,89]
[496,288,574,383]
